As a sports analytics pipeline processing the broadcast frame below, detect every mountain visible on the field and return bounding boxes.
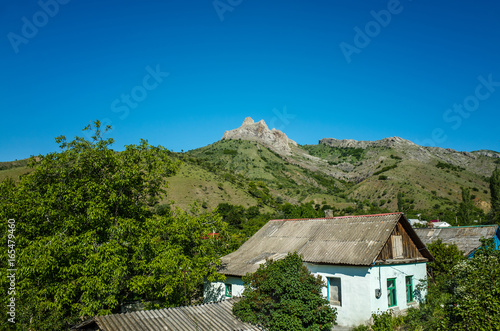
[1,118,498,222]
[221,117,297,155]
[182,117,498,219]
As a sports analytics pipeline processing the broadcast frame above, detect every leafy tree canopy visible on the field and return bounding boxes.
[233,252,337,331]
[490,168,500,224]
[427,239,466,284]
[0,121,229,330]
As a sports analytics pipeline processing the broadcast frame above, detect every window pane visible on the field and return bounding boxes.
[329,277,342,306]
[387,278,397,307]
[406,276,413,303]
[225,284,232,297]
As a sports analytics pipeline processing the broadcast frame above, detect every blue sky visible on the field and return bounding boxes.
[1,0,500,161]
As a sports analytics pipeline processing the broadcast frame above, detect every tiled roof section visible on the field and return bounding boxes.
[76,299,261,331]
[414,225,499,256]
[220,213,412,276]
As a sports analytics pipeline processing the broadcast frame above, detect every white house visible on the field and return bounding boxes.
[204,213,433,327]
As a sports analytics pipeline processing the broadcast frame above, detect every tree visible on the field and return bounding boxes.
[456,187,486,225]
[490,168,500,223]
[426,239,465,284]
[232,252,336,331]
[0,122,228,330]
[446,239,500,330]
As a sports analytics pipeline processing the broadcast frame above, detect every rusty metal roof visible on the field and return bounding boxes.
[220,213,421,276]
[72,299,261,331]
[414,225,499,256]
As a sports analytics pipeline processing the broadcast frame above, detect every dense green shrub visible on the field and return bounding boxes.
[233,252,337,331]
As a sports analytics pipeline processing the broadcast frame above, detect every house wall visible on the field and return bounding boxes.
[368,263,427,316]
[204,276,245,302]
[204,262,428,327]
[305,263,372,327]
[377,222,424,260]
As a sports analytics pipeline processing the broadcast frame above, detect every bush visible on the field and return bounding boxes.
[233,252,337,331]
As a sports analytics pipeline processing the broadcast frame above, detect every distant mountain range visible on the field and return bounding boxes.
[2,117,498,220]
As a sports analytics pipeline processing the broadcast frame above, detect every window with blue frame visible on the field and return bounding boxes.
[328,277,342,306]
[387,278,397,307]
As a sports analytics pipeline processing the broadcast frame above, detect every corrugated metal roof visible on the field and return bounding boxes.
[73,299,262,331]
[414,225,499,256]
[220,213,418,276]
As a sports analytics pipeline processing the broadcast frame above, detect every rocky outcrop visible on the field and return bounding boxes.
[319,136,417,149]
[221,117,297,155]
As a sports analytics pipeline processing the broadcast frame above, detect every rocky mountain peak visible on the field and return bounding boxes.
[221,117,297,155]
[242,117,255,126]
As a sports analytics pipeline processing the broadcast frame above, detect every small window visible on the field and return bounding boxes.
[392,235,403,258]
[406,276,414,303]
[387,278,397,307]
[328,277,342,306]
[225,283,232,297]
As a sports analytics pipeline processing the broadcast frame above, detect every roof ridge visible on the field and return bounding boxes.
[270,212,403,222]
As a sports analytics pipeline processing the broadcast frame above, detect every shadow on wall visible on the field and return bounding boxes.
[204,281,224,303]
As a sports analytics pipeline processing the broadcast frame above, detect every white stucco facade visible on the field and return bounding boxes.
[204,262,427,327]
[204,276,245,303]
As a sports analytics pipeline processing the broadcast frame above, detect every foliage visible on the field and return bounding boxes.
[445,239,500,330]
[233,252,337,331]
[302,144,365,163]
[396,239,500,331]
[456,187,485,225]
[371,311,404,331]
[373,163,398,176]
[0,122,229,330]
[490,168,500,223]
[397,192,415,213]
[436,161,464,172]
[427,239,465,283]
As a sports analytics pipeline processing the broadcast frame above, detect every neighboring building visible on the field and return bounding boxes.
[408,218,427,227]
[71,298,261,331]
[415,225,500,257]
[205,213,433,327]
[428,220,451,228]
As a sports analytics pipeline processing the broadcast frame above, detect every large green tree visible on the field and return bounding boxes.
[446,239,500,330]
[490,167,500,223]
[456,187,484,225]
[233,252,336,331]
[427,239,466,284]
[0,122,228,330]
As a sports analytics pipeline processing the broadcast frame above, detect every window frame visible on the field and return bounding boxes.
[406,276,414,303]
[224,283,232,298]
[327,277,342,306]
[387,278,397,307]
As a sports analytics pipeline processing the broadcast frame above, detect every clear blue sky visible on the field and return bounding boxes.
[1,0,500,161]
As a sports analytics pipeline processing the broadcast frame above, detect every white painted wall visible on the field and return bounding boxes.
[368,263,427,315]
[204,262,428,327]
[204,276,245,302]
[305,263,372,327]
